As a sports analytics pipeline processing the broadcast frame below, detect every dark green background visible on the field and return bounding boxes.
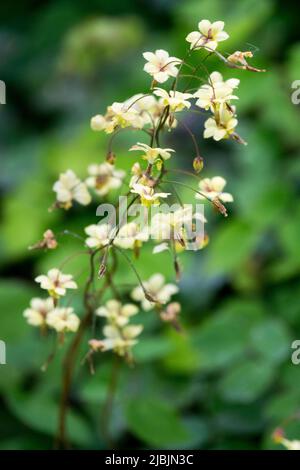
[1,0,300,450]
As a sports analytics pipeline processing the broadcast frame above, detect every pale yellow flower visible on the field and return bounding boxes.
[131,273,178,311]
[46,307,80,333]
[194,71,239,111]
[109,102,144,129]
[130,183,170,207]
[129,142,175,164]
[53,170,91,209]
[151,206,206,242]
[23,297,54,327]
[153,88,192,112]
[84,224,113,248]
[186,20,229,51]
[114,222,149,249]
[91,99,145,134]
[204,108,238,141]
[96,299,138,327]
[143,49,182,83]
[86,162,125,196]
[99,324,143,356]
[35,269,77,298]
[196,176,233,203]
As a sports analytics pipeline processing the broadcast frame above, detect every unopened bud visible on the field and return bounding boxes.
[193,156,204,173]
[212,197,228,217]
[160,302,181,323]
[98,264,106,278]
[174,258,182,282]
[106,151,116,165]
[28,229,58,251]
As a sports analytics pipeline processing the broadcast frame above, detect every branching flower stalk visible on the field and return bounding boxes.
[23,18,264,449]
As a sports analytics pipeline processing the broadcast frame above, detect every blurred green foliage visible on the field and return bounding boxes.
[1,0,300,450]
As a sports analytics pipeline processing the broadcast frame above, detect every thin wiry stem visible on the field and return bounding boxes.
[56,247,107,449]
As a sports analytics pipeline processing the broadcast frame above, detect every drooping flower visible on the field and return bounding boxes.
[84,224,113,249]
[53,170,91,209]
[186,20,229,51]
[108,102,144,129]
[151,205,206,240]
[91,100,145,134]
[194,71,239,111]
[143,49,182,83]
[130,183,170,207]
[123,94,166,128]
[204,107,238,141]
[90,324,143,356]
[114,222,149,250]
[153,88,192,112]
[86,162,125,196]
[28,229,58,251]
[96,299,138,327]
[196,176,233,203]
[151,205,206,254]
[208,71,240,89]
[227,50,265,72]
[131,273,179,311]
[35,269,77,298]
[23,297,54,327]
[46,307,80,333]
[129,142,175,164]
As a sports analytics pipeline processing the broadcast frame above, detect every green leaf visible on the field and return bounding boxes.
[206,220,259,275]
[250,319,291,364]
[163,329,200,373]
[0,280,37,342]
[134,336,173,363]
[6,391,92,446]
[1,177,58,261]
[125,397,189,447]
[265,389,300,422]
[192,300,263,371]
[219,359,275,403]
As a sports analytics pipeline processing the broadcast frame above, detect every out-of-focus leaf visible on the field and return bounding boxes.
[265,389,300,422]
[192,299,263,371]
[0,280,37,341]
[134,336,173,363]
[219,359,275,403]
[58,17,144,75]
[163,329,200,373]
[206,220,259,275]
[125,397,190,447]
[6,391,92,446]
[250,319,291,364]
[1,177,59,261]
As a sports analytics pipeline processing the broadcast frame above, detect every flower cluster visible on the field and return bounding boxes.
[89,300,142,357]
[25,19,263,365]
